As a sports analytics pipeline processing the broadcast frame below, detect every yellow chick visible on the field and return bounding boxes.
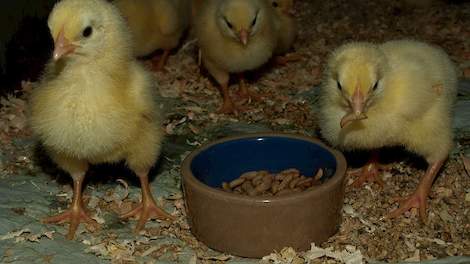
[194,0,278,113]
[270,0,297,57]
[29,0,173,240]
[319,40,457,222]
[114,0,191,71]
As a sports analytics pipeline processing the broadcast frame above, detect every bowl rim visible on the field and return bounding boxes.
[181,132,347,204]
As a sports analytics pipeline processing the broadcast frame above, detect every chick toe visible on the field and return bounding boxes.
[218,98,237,115]
[44,207,98,240]
[349,165,386,188]
[121,172,174,231]
[388,191,428,223]
[348,152,390,188]
[122,201,175,232]
[388,159,444,222]
[43,171,98,240]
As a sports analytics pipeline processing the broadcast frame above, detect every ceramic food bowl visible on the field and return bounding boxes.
[181,133,347,258]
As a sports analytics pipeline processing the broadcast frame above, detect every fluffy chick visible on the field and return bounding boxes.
[319,40,457,222]
[30,0,173,240]
[114,0,191,70]
[270,0,297,56]
[194,0,277,113]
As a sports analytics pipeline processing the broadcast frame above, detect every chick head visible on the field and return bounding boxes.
[48,0,130,62]
[270,0,294,15]
[326,42,388,128]
[217,0,267,46]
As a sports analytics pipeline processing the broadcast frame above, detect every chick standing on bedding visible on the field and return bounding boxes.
[114,0,191,71]
[30,0,173,240]
[270,0,298,63]
[194,0,278,114]
[319,40,457,222]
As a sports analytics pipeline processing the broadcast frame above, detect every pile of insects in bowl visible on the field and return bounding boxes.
[221,168,324,196]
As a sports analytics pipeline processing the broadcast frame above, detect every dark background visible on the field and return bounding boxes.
[0,1,55,96]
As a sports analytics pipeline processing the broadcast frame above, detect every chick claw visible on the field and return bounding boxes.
[349,163,391,188]
[43,207,98,240]
[388,190,428,223]
[121,200,175,232]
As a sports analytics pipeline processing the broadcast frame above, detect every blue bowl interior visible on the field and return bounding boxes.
[190,136,338,188]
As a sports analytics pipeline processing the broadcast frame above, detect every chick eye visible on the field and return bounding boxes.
[224,19,233,29]
[372,81,379,91]
[336,81,342,91]
[82,26,93,38]
[272,1,279,8]
[251,13,258,26]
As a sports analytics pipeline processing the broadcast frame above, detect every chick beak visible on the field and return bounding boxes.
[340,87,368,128]
[351,86,366,116]
[53,27,77,61]
[239,29,248,46]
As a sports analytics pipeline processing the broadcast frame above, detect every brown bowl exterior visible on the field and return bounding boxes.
[181,133,347,258]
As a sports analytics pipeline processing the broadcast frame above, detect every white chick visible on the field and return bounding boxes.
[30,0,173,240]
[114,0,191,70]
[319,40,457,222]
[194,0,278,113]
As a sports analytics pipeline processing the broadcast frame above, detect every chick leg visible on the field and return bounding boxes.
[43,172,98,240]
[121,171,175,232]
[237,73,263,101]
[151,50,171,71]
[217,82,237,114]
[388,159,444,223]
[349,151,391,188]
[202,57,237,114]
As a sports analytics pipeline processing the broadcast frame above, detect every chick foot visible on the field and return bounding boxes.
[217,97,238,114]
[121,199,174,232]
[349,152,391,188]
[349,162,390,188]
[387,160,444,223]
[388,188,427,222]
[43,175,98,240]
[216,83,244,115]
[43,205,98,240]
[121,172,174,232]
